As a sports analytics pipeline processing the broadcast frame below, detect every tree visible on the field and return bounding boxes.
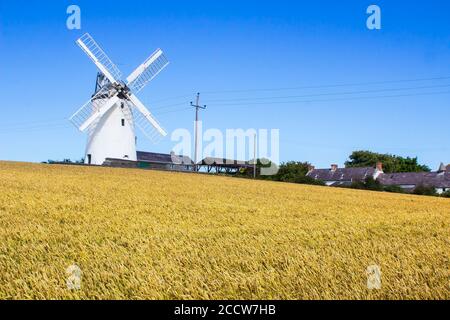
[265,161,324,186]
[270,161,311,183]
[238,158,275,178]
[413,185,437,196]
[345,150,430,173]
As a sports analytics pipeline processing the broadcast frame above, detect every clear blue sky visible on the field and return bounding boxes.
[0,0,449,169]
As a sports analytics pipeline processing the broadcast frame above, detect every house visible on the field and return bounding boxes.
[136,151,194,171]
[307,162,450,194]
[103,151,194,172]
[378,163,450,194]
[306,163,384,187]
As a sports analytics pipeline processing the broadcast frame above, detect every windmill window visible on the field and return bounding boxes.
[121,119,125,126]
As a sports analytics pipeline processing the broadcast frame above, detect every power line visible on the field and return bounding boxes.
[148,94,194,104]
[154,107,193,116]
[148,83,450,111]
[3,76,450,134]
[140,75,450,110]
[151,89,450,115]
[211,90,450,107]
[151,102,187,111]
[201,76,450,95]
[0,124,72,134]
[2,119,68,129]
[280,138,450,152]
[204,84,450,103]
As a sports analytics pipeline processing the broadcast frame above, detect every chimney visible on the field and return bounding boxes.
[307,165,315,174]
[376,162,383,172]
[438,162,446,173]
[331,164,338,172]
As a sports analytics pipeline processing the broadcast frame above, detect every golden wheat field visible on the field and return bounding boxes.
[0,161,449,300]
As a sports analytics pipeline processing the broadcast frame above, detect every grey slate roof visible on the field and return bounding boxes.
[199,157,252,168]
[137,151,193,165]
[307,162,450,189]
[306,167,376,182]
[378,172,450,188]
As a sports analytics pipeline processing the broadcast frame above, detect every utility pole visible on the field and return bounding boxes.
[191,93,206,172]
[253,133,257,179]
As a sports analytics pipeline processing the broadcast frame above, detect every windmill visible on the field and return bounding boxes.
[69,33,169,165]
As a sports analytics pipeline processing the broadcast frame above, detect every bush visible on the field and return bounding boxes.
[383,185,405,194]
[351,177,383,191]
[254,161,325,186]
[413,185,437,196]
[238,160,324,186]
[294,175,325,186]
[441,190,450,198]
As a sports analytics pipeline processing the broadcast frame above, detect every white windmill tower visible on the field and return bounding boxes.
[70,33,169,165]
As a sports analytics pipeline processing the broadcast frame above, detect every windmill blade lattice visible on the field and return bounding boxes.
[127,49,169,93]
[131,106,165,143]
[77,33,122,83]
[69,87,114,130]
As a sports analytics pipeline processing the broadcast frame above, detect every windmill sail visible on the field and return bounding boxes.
[77,33,122,84]
[127,93,167,138]
[70,87,119,132]
[126,49,169,93]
